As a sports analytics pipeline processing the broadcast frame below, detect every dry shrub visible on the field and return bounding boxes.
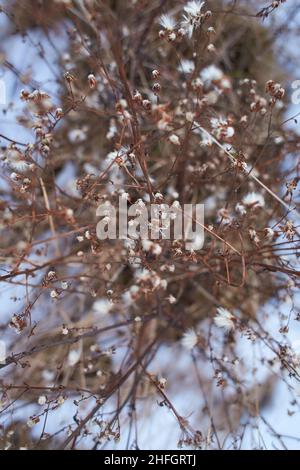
[0,0,299,450]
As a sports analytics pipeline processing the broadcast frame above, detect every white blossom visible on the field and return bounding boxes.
[167,294,177,304]
[235,202,247,216]
[169,134,181,146]
[61,326,69,335]
[160,14,176,31]
[181,329,199,350]
[50,289,59,299]
[38,395,47,406]
[200,65,223,83]
[68,128,87,143]
[265,227,274,239]
[242,192,265,208]
[179,59,195,74]
[67,349,81,366]
[184,0,205,17]
[93,298,112,316]
[214,307,235,331]
[6,149,30,173]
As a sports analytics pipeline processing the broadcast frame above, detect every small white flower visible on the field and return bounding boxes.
[158,377,167,389]
[225,126,235,138]
[38,395,47,406]
[68,128,87,143]
[235,202,247,216]
[66,208,74,218]
[179,59,195,74]
[249,228,260,244]
[67,349,81,366]
[42,369,55,382]
[61,326,69,335]
[200,132,213,147]
[184,0,205,17]
[186,111,195,123]
[207,43,216,53]
[85,230,92,240]
[242,192,265,208]
[167,294,177,304]
[160,14,176,31]
[93,298,112,316]
[169,134,180,146]
[57,395,65,405]
[214,307,235,331]
[200,65,223,83]
[265,227,274,239]
[142,239,157,254]
[6,149,30,173]
[181,329,198,350]
[152,243,162,255]
[61,281,68,290]
[274,135,284,145]
[88,73,97,89]
[50,289,59,299]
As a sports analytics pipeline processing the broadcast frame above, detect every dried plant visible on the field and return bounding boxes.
[0,0,299,450]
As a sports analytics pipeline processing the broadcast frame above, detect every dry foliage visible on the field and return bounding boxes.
[0,0,299,450]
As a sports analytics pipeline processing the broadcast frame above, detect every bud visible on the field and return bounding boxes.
[88,73,97,89]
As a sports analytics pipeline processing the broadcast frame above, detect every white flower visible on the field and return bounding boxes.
[57,395,65,405]
[207,43,216,53]
[179,59,195,74]
[158,377,167,389]
[169,134,180,146]
[42,369,55,382]
[61,326,69,335]
[50,289,59,299]
[210,116,234,140]
[68,128,87,143]
[186,112,195,123]
[167,294,177,304]
[27,419,35,428]
[93,298,112,316]
[6,149,30,173]
[184,0,205,17]
[152,243,162,255]
[160,14,176,31]
[181,329,198,350]
[235,202,247,216]
[141,239,152,252]
[200,131,213,147]
[88,73,97,89]
[264,227,274,239]
[211,116,227,129]
[225,126,235,138]
[38,395,47,406]
[214,307,235,331]
[67,349,81,366]
[242,192,265,208]
[200,65,223,83]
[182,1,206,36]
